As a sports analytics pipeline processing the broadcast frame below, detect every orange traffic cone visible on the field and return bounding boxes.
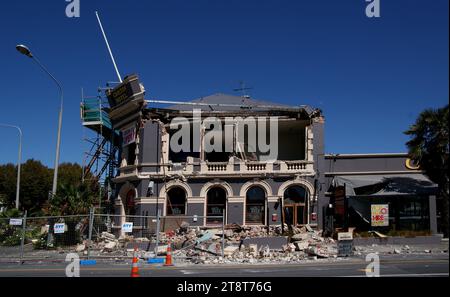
[130,247,140,277]
[164,241,174,266]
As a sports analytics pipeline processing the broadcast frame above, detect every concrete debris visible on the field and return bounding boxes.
[103,241,117,252]
[306,246,331,258]
[178,221,190,233]
[161,224,338,264]
[305,225,314,232]
[282,243,296,253]
[259,245,271,258]
[223,245,239,256]
[393,249,401,254]
[372,231,387,238]
[293,241,309,251]
[82,223,340,262]
[225,223,244,233]
[291,233,309,241]
[207,243,222,255]
[134,237,150,243]
[100,232,116,241]
[75,244,86,252]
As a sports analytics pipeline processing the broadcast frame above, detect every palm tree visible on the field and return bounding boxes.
[44,182,96,246]
[404,105,449,237]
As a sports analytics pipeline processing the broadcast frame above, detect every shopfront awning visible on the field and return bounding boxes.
[331,173,438,196]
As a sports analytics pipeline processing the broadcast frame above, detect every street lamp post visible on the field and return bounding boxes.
[16,44,63,197]
[0,124,22,209]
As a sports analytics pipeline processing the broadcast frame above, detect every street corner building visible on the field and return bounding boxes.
[81,74,442,236]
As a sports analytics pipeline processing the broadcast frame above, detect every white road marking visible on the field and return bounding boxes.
[180,270,199,275]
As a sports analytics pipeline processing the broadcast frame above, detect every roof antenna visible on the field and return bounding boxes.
[95,11,123,83]
[233,80,253,100]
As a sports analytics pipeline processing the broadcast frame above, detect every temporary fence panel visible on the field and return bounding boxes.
[0,210,225,263]
[0,217,23,261]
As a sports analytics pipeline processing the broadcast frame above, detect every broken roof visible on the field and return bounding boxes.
[158,93,318,114]
[332,174,438,196]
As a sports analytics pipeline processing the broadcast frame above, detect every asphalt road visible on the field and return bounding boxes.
[0,254,447,277]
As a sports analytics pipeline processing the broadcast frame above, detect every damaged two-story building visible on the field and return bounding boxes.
[107,75,326,230]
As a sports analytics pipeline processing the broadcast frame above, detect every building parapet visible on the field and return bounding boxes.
[115,160,314,180]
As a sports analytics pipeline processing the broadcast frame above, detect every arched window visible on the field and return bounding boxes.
[245,186,266,224]
[206,187,226,224]
[284,186,308,204]
[283,185,308,225]
[166,187,186,215]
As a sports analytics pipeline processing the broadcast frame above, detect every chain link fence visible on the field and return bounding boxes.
[0,217,23,260]
[0,209,225,263]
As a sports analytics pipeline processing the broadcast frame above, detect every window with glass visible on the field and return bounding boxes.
[245,186,266,224]
[283,185,308,225]
[206,187,226,224]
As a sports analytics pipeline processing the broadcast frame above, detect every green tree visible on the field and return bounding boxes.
[0,163,17,208]
[58,163,83,188]
[45,182,96,216]
[0,159,52,215]
[19,159,52,215]
[0,160,99,215]
[404,105,449,237]
[43,182,97,246]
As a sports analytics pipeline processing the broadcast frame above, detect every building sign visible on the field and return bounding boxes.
[337,232,353,241]
[122,127,136,146]
[54,223,66,234]
[405,158,420,170]
[9,218,22,226]
[371,204,389,227]
[105,74,143,108]
[122,222,133,233]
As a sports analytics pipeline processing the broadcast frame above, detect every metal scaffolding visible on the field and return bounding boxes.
[80,87,119,210]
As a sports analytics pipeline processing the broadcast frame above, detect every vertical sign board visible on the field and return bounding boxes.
[54,223,66,234]
[122,222,133,233]
[337,232,354,257]
[371,204,389,227]
[122,127,136,146]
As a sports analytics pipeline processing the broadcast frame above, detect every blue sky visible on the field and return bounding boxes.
[0,0,448,167]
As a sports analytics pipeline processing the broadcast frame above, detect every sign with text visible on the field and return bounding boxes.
[105,74,143,108]
[54,223,66,234]
[371,204,389,227]
[122,222,133,233]
[338,240,353,257]
[9,218,23,226]
[338,232,353,241]
[337,232,354,257]
[122,127,136,146]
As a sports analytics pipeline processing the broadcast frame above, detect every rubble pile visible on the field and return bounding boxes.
[157,222,337,264]
[77,223,338,263]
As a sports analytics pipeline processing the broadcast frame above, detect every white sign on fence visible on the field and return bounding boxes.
[122,222,133,233]
[54,223,66,234]
[9,218,23,226]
